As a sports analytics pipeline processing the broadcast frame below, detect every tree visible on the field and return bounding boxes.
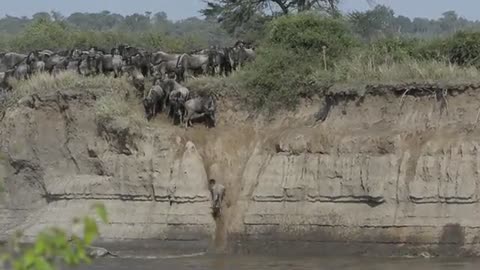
[122,13,151,32]
[201,0,339,33]
[32,12,52,22]
[348,5,395,41]
[13,19,71,51]
[394,15,413,34]
[440,11,459,33]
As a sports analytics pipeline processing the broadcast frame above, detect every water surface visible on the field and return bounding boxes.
[76,255,480,270]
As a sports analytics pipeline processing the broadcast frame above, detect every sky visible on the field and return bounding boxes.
[1,0,480,21]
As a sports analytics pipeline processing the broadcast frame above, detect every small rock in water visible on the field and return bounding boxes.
[419,251,434,259]
[87,246,118,258]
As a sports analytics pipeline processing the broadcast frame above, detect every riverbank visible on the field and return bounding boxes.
[2,74,480,256]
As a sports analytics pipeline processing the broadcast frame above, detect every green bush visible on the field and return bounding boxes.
[1,204,108,270]
[237,45,328,112]
[11,19,71,51]
[370,37,420,62]
[410,38,447,60]
[445,31,480,67]
[267,13,356,59]
[226,14,352,113]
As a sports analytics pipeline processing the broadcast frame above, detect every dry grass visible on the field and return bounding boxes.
[10,71,133,99]
[188,55,480,113]
[333,55,480,86]
[2,71,145,130]
[185,74,242,98]
[95,95,145,132]
[4,57,480,119]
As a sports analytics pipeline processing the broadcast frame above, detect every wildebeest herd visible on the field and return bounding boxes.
[0,41,256,127]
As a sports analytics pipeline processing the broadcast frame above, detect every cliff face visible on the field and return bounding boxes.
[1,84,480,256]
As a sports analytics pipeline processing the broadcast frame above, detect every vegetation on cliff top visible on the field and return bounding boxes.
[3,6,480,114]
[0,72,145,130]
[188,13,480,113]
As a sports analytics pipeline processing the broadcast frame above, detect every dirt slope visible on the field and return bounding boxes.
[1,83,480,256]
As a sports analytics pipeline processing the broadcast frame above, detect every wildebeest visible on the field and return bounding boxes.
[0,70,13,92]
[157,79,190,124]
[44,53,68,74]
[176,53,210,81]
[143,81,166,121]
[93,48,124,78]
[0,52,27,72]
[129,51,151,77]
[208,178,225,218]
[151,60,180,81]
[151,51,181,65]
[214,47,234,76]
[184,95,216,128]
[232,41,256,70]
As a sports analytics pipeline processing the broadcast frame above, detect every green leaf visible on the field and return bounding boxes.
[13,259,24,270]
[23,250,36,268]
[33,237,47,255]
[33,257,54,270]
[83,217,98,245]
[60,247,73,265]
[77,248,91,264]
[93,203,108,224]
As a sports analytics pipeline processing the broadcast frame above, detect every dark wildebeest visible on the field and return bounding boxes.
[95,48,124,77]
[212,47,234,76]
[44,52,68,74]
[143,81,166,121]
[208,179,225,218]
[129,51,151,77]
[12,57,30,80]
[151,51,180,65]
[0,52,27,72]
[232,41,256,71]
[175,53,209,81]
[0,69,13,92]
[183,95,216,128]
[157,79,190,124]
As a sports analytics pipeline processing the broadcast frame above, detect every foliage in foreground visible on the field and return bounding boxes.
[1,204,108,270]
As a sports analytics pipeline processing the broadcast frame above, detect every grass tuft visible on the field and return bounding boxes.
[9,71,134,99]
[2,72,145,131]
[334,55,480,86]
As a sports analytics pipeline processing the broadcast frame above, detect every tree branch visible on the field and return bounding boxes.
[271,0,290,14]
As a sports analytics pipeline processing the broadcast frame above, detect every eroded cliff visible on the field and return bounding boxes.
[1,83,480,256]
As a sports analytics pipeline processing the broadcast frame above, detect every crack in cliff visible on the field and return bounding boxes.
[56,91,81,173]
[393,152,405,225]
[148,156,156,202]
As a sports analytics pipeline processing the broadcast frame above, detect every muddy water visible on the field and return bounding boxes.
[76,255,480,270]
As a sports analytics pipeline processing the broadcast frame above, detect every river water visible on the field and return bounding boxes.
[76,255,480,270]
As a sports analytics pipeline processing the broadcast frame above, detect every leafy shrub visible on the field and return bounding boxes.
[11,19,71,51]
[1,204,108,270]
[370,37,420,62]
[237,45,328,112]
[445,31,480,67]
[267,13,356,60]
[410,38,447,61]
